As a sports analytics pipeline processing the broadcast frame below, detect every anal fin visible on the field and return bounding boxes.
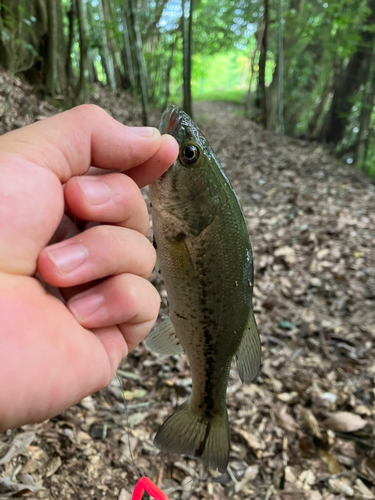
[146,316,184,356]
[236,309,261,382]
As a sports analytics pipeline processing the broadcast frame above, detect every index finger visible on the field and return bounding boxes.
[0,104,177,185]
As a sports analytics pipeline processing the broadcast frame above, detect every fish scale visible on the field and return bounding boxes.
[146,106,261,472]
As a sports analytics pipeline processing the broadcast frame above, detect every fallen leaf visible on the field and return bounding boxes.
[319,450,341,474]
[273,403,298,432]
[0,431,35,465]
[354,478,375,499]
[45,456,62,478]
[119,488,132,500]
[328,478,354,496]
[323,412,368,432]
[237,429,266,451]
[124,389,147,400]
[128,412,148,427]
[301,407,322,439]
[279,320,295,330]
[234,465,259,493]
[298,469,315,488]
[0,477,41,494]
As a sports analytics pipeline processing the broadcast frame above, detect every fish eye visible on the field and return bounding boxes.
[180,144,200,165]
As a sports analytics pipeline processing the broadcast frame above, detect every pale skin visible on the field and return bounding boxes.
[0,104,179,431]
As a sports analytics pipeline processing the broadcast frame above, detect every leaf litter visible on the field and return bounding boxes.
[0,71,375,499]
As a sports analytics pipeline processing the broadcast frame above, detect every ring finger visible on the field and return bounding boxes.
[67,273,160,331]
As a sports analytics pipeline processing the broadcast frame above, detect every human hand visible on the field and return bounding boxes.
[0,105,178,430]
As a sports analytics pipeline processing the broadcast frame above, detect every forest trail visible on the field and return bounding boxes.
[0,77,375,499]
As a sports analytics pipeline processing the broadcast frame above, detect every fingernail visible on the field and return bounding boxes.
[47,243,87,273]
[128,126,157,137]
[68,293,104,321]
[77,177,113,205]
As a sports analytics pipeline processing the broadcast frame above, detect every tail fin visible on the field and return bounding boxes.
[154,400,229,472]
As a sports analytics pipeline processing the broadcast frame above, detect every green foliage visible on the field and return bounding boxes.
[281,0,369,135]
[194,87,247,103]
[1,0,375,177]
[0,2,38,72]
[170,46,273,104]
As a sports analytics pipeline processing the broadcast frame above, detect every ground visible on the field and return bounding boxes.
[0,71,374,500]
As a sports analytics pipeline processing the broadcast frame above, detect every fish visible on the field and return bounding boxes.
[146,105,261,472]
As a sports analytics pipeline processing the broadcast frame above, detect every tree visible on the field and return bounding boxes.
[182,0,193,117]
[0,0,44,73]
[121,5,136,92]
[65,0,75,86]
[129,0,149,125]
[97,0,116,90]
[1,0,374,179]
[354,48,375,166]
[319,0,375,144]
[76,0,89,103]
[258,0,269,128]
[45,0,58,95]
[164,35,177,109]
[277,0,284,133]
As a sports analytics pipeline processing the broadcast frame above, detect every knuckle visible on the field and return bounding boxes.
[121,276,160,323]
[116,229,155,277]
[85,225,155,277]
[123,179,148,220]
[73,104,108,121]
[122,173,139,197]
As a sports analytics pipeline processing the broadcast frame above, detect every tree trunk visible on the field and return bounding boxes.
[163,37,176,110]
[45,0,58,94]
[182,0,193,118]
[103,0,122,88]
[55,0,66,92]
[277,0,284,133]
[306,77,334,139]
[97,0,116,90]
[76,0,89,103]
[129,0,148,125]
[319,0,375,144]
[86,0,101,85]
[245,20,265,118]
[266,60,278,129]
[65,0,75,85]
[22,0,49,86]
[258,0,269,128]
[121,6,136,92]
[354,51,375,166]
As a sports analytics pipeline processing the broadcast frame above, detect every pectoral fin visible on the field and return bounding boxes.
[235,310,261,382]
[145,316,184,356]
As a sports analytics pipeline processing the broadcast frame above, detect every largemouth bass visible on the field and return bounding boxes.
[146,106,261,472]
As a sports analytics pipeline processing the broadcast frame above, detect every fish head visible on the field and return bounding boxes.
[151,106,221,235]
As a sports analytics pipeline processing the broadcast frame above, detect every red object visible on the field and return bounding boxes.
[131,477,169,500]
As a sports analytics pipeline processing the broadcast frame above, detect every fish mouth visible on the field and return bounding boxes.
[158,105,182,137]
